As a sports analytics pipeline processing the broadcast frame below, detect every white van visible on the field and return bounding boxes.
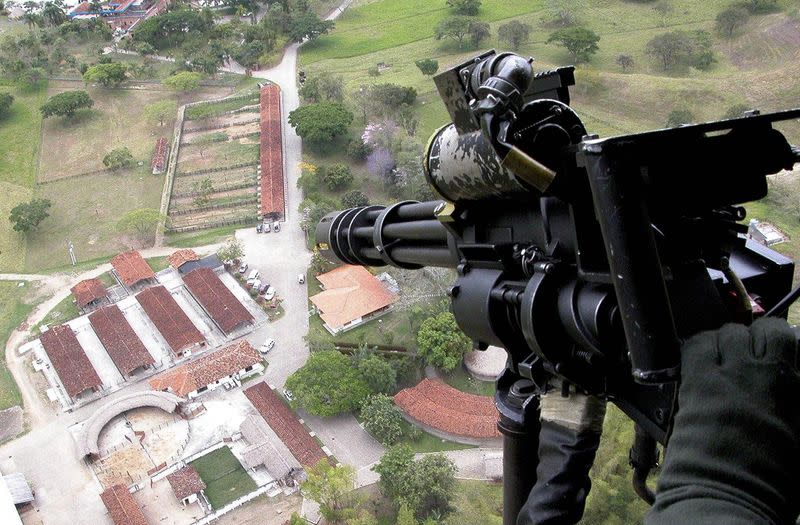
[247,269,260,281]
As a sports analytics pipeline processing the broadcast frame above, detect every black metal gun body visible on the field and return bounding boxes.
[315,50,800,524]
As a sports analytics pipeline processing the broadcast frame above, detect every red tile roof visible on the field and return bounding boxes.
[69,1,91,14]
[394,378,500,439]
[40,325,102,399]
[182,268,253,335]
[259,84,285,219]
[166,466,205,501]
[100,484,148,525]
[244,382,327,468]
[151,137,169,174]
[136,285,205,354]
[70,278,107,308]
[111,251,155,288]
[167,249,199,269]
[149,340,261,397]
[309,265,397,329]
[89,305,155,376]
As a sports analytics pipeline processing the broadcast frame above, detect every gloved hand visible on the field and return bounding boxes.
[646,317,800,525]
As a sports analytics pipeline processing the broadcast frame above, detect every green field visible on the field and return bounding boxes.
[190,446,258,509]
[440,365,495,397]
[0,283,35,411]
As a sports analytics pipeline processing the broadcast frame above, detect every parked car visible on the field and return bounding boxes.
[264,286,276,301]
[250,278,261,291]
[297,274,305,284]
[238,263,248,274]
[273,221,281,232]
[282,388,295,402]
[258,282,270,294]
[259,338,276,354]
[247,269,260,281]
[256,223,263,233]
[264,222,271,233]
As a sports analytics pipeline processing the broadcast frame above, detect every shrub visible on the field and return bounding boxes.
[361,394,406,445]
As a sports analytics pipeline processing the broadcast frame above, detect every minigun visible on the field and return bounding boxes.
[315,50,800,524]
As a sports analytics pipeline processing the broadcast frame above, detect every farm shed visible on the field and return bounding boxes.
[111,250,156,290]
[151,137,169,175]
[99,484,148,525]
[177,254,223,275]
[259,83,285,220]
[40,325,102,400]
[136,285,205,357]
[166,466,206,506]
[167,249,200,270]
[182,267,253,335]
[70,278,108,312]
[309,265,397,334]
[88,305,155,377]
[244,382,327,468]
[148,340,262,398]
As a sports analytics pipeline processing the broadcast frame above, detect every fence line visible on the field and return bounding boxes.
[175,161,259,178]
[170,196,258,216]
[183,117,260,134]
[193,484,277,525]
[173,180,257,198]
[156,103,185,245]
[168,215,258,233]
[38,166,116,185]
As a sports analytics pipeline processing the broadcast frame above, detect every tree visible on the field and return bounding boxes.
[397,503,418,525]
[300,197,336,237]
[9,198,51,233]
[446,0,480,16]
[103,147,135,171]
[341,190,369,208]
[192,177,214,206]
[288,12,334,43]
[373,444,415,503]
[715,6,750,38]
[616,54,634,72]
[217,237,244,263]
[299,71,345,102]
[547,0,580,27]
[468,20,490,48]
[370,84,417,117]
[434,16,471,48]
[144,99,177,126]
[361,394,404,445]
[40,90,93,119]
[303,460,360,524]
[414,59,439,76]
[0,92,12,116]
[41,2,67,27]
[322,164,353,190]
[547,26,600,63]
[741,0,779,13]
[645,31,693,70]
[416,311,471,371]
[288,102,353,146]
[653,1,673,27]
[163,71,202,92]
[115,208,164,243]
[666,108,695,127]
[498,20,531,50]
[284,351,372,416]
[358,355,397,394]
[20,68,47,90]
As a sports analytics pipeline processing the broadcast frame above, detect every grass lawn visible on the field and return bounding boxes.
[32,294,79,334]
[176,140,260,173]
[308,308,417,351]
[185,93,261,120]
[445,480,503,525]
[26,165,164,271]
[0,83,46,187]
[0,283,35,411]
[440,365,495,397]
[165,225,239,248]
[146,256,170,273]
[190,446,258,509]
[400,420,475,454]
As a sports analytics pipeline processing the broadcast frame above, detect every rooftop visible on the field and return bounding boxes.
[394,379,500,440]
[40,325,102,399]
[2,474,33,505]
[88,305,155,376]
[182,268,253,335]
[99,484,148,525]
[309,265,397,329]
[259,84,285,219]
[149,340,261,397]
[167,249,199,269]
[70,278,108,308]
[166,466,205,501]
[111,251,155,288]
[244,382,327,468]
[135,285,205,354]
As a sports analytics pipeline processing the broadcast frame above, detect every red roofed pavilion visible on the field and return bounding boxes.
[111,251,156,289]
[70,278,108,310]
[40,325,102,399]
[100,484,148,525]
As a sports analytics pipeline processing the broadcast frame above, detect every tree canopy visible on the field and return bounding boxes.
[341,190,369,208]
[103,147,135,171]
[115,208,164,243]
[143,99,178,126]
[498,20,531,50]
[284,351,372,416]
[416,311,471,371]
[361,394,405,445]
[357,354,397,394]
[434,16,471,48]
[0,92,13,116]
[414,59,439,76]
[322,164,353,190]
[715,6,749,38]
[163,71,202,92]
[40,90,93,119]
[83,62,127,87]
[217,237,245,263]
[288,102,353,146]
[546,26,600,63]
[299,71,345,102]
[9,198,51,233]
[303,460,360,524]
[447,0,480,15]
[288,12,334,43]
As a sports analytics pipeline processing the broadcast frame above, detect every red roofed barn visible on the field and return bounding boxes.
[167,249,199,270]
[309,265,397,334]
[136,285,205,357]
[99,484,148,525]
[70,278,108,312]
[89,305,155,378]
[182,268,253,335]
[149,340,262,398]
[111,251,156,290]
[259,83,285,220]
[40,325,102,400]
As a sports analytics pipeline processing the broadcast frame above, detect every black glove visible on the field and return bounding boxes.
[646,317,800,525]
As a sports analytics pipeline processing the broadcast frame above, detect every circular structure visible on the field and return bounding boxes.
[464,346,507,381]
